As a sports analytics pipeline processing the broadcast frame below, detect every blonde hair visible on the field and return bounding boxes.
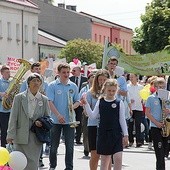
[147,76,158,85]
[153,77,166,87]
[100,79,118,98]
[90,69,109,98]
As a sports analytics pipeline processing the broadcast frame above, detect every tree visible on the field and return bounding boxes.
[58,39,103,68]
[132,0,170,54]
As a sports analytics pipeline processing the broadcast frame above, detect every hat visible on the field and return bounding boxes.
[27,73,42,85]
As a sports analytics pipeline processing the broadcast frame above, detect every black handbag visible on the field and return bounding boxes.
[37,115,54,131]
[31,116,54,143]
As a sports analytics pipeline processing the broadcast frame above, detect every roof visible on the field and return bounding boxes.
[6,0,38,9]
[38,30,66,47]
[80,12,133,31]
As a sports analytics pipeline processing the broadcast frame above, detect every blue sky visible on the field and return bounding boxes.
[54,0,152,30]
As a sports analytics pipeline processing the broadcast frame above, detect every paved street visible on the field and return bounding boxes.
[40,142,170,170]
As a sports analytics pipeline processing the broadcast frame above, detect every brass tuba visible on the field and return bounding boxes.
[2,59,31,110]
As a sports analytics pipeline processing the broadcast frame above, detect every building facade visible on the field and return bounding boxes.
[32,0,135,55]
[0,0,40,65]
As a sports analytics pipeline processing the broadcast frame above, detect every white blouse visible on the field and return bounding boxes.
[27,89,42,118]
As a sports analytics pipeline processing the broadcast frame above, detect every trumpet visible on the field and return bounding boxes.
[68,91,80,128]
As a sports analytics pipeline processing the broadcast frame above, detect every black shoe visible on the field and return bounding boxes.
[84,150,89,156]
[128,142,133,147]
[76,141,83,145]
[39,160,44,167]
[136,143,142,147]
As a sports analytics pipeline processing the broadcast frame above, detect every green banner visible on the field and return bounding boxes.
[102,42,170,76]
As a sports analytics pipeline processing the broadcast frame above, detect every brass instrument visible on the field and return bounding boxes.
[2,59,31,109]
[68,91,80,128]
[161,99,170,137]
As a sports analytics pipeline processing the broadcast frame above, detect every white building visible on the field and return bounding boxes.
[0,0,40,65]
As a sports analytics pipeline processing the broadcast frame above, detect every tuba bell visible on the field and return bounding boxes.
[2,59,31,110]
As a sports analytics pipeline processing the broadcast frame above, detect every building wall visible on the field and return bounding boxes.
[92,23,111,44]
[110,27,120,44]
[0,1,39,65]
[119,28,135,55]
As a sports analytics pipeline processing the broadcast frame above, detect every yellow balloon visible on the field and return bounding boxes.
[139,84,151,101]
[0,147,10,166]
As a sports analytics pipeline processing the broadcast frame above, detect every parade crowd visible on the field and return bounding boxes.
[0,57,170,170]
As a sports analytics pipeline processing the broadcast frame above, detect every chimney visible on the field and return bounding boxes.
[66,5,77,11]
[58,3,65,9]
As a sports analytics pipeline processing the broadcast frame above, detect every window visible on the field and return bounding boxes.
[16,24,20,41]
[123,39,125,48]
[0,20,2,38]
[32,26,36,44]
[7,22,12,40]
[24,25,28,42]
[103,36,106,43]
[99,35,101,43]
[94,34,97,42]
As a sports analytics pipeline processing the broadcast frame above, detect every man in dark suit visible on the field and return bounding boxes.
[70,66,87,144]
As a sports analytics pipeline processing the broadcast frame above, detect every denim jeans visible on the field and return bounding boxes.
[49,124,75,170]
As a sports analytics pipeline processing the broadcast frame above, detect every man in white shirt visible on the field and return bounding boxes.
[127,73,144,147]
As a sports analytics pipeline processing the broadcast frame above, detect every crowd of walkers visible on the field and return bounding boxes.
[0,57,170,170]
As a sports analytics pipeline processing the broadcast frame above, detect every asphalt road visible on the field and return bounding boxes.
[40,141,170,170]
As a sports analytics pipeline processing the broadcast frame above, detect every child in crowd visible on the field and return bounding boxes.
[81,79,128,170]
[145,77,170,170]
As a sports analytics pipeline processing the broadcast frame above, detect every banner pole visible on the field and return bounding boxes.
[102,39,109,69]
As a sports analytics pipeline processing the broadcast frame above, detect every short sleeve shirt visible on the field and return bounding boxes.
[47,79,79,124]
[0,78,11,112]
[86,90,99,126]
[145,94,162,128]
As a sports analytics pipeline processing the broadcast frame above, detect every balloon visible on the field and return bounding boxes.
[8,151,27,170]
[0,166,12,170]
[0,147,10,166]
[141,123,145,133]
[139,84,150,100]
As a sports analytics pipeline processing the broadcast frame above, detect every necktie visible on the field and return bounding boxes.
[75,77,78,86]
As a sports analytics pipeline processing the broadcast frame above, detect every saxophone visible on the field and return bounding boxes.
[2,59,31,110]
[161,99,170,137]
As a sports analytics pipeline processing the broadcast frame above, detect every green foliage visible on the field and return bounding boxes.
[132,0,170,54]
[58,39,103,68]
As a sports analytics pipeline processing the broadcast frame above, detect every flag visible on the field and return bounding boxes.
[102,39,120,69]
